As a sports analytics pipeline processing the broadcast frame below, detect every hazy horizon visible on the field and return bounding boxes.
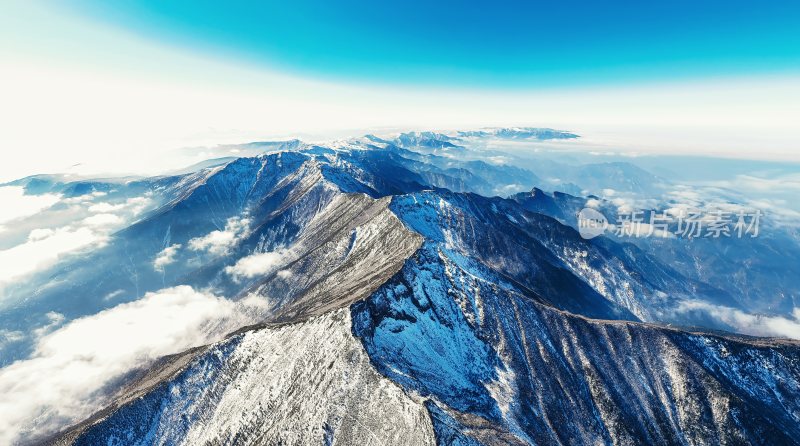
[2,0,799,182]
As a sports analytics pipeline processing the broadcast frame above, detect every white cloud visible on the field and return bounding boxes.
[27,228,55,241]
[225,250,289,280]
[498,183,523,193]
[81,213,123,227]
[676,301,800,340]
[605,193,659,218]
[0,186,59,225]
[61,191,109,205]
[0,329,24,347]
[87,202,126,213]
[487,156,510,165]
[102,289,125,302]
[188,217,250,256]
[0,193,158,290]
[743,198,800,227]
[709,174,800,195]
[0,286,269,444]
[61,194,97,205]
[79,196,154,227]
[668,188,702,204]
[0,227,104,285]
[153,243,182,272]
[128,197,152,214]
[117,195,154,216]
[32,311,65,338]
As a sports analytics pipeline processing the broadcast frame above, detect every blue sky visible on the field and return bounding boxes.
[0,1,799,180]
[65,0,800,87]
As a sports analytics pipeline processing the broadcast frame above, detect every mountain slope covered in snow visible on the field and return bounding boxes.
[1,129,798,445]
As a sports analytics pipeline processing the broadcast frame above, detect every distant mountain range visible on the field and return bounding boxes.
[1,129,798,445]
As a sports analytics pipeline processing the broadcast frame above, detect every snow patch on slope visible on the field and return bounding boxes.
[65,310,436,446]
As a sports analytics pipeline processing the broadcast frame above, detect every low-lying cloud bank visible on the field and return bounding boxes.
[676,300,800,340]
[0,192,158,294]
[0,186,59,226]
[0,286,268,445]
[0,227,103,285]
[153,243,182,272]
[225,249,290,280]
[188,216,250,256]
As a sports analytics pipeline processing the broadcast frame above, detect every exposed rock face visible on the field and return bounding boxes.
[53,310,435,446]
[23,140,800,446]
[388,190,735,323]
[353,243,800,445]
[252,193,424,322]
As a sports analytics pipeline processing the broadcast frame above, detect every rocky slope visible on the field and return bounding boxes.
[354,242,800,445]
[4,133,797,445]
[52,310,435,446]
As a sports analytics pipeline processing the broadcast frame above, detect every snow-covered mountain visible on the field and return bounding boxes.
[1,129,799,445]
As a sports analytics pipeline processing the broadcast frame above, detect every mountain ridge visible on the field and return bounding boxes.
[2,131,799,445]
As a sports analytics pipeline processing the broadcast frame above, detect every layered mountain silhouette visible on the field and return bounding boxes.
[2,130,797,445]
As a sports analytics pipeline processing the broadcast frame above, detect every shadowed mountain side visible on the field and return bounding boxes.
[353,243,800,445]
